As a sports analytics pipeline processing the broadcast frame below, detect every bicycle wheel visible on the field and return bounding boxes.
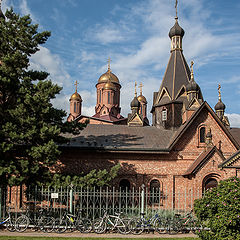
[168,219,181,235]
[154,218,167,234]
[122,218,131,234]
[191,219,202,233]
[129,218,144,235]
[40,216,55,233]
[15,215,30,232]
[116,218,127,234]
[76,218,92,233]
[93,218,107,234]
[54,218,68,233]
[6,220,16,232]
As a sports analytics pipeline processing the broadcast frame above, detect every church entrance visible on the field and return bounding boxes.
[203,177,218,192]
[119,179,130,191]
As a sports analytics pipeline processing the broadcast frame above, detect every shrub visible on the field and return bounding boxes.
[194,177,240,240]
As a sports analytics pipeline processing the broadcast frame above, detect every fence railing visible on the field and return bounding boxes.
[0,185,203,220]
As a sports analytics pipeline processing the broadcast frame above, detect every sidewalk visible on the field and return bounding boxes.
[0,229,198,238]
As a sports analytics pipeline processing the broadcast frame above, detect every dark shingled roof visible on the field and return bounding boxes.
[219,149,240,168]
[153,50,191,109]
[229,128,240,146]
[61,124,177,152]
[184,146,225,176]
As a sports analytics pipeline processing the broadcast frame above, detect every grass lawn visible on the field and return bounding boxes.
[0,236,199,240]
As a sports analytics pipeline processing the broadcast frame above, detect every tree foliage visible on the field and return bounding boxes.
[194,177,240,240]
[0,8,119,187]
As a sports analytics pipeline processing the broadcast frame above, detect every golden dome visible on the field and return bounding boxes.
[70,92,82,101]
[103,81,116,91]
[137,94,147,103]
[98,70,119,84]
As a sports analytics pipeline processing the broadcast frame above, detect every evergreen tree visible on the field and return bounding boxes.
[0,8,119,187]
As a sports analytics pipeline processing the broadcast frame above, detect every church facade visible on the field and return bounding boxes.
[62,12,240,208]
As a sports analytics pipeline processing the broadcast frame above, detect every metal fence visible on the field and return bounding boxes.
[0,185,203,221]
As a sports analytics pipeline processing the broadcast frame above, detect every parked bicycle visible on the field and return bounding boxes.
[15,208,55,233]
[0,206,16,232]
[167,210,202,234]
[129,212,168,235]
[54,209,92,233]
[93,211,128,234]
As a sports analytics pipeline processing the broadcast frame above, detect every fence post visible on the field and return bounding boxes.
[0,187,1,220]
[69,183,73,213]
[141,184,145,214]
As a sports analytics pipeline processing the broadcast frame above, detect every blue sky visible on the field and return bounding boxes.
[3,0,240,127]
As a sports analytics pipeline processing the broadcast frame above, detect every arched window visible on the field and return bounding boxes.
[108,91,110,104]
[99,90,101,103]
[200,127,206,143]
[74,102,77,113]
[162,109,167,121]
[119,179,130,191]
[204,178,218,192]
[150,179,160,204]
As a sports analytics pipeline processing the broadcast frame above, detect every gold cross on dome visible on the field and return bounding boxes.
[107,57,111,71]
[175,0,178,18]
[135,81,137,97]
[74,80,79,92]
[190,60,194,73]
[139,82,143,95]
[218,84,221,100]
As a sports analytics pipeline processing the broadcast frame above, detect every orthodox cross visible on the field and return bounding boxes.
[190,60,194,78]
[190,60,194,73]
[218,140,222,151]
[107,57,111,72]
[212,159,215,167]
[135,81,137,97]
[74,80,79,92]
[218,84,221,100]
[175,0,178,18]
[139,82,143,95]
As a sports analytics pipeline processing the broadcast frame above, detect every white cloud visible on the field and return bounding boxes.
[18,0,38,23]
[30,46,72,88]
[94,27,125,44]
[226,113,240,128]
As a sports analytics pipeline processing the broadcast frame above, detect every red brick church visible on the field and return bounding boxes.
[62,9,240,203]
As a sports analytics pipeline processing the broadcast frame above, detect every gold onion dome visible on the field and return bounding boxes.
[98,70,119,84]
[70,92,82,101]
[137,94,147,103]
[103,81,116,91]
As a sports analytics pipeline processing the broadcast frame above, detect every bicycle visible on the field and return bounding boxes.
[93,211,128,234]
[54,210,92,233]
[0,206,16,232]
[177,210,202,233]
[129,212,167,235]
[15,208,55,233]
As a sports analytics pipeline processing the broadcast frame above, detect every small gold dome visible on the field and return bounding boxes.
[70,92,82,101]
[137,95,147,103]
[103,81,116,91]
[98,70,119,84]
